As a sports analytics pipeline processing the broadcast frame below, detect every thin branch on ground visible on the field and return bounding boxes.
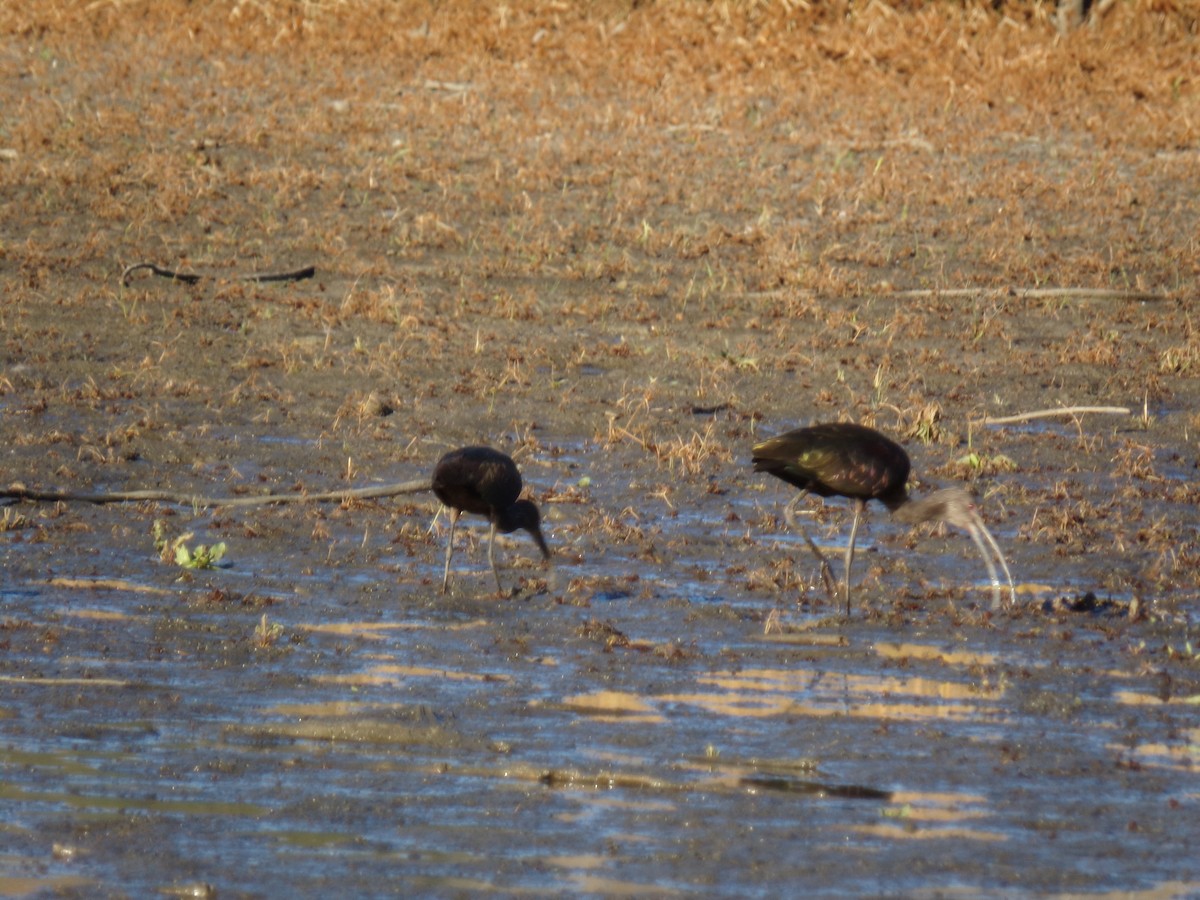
[1,479,432,509]
[976,407,1131,425]
[121,263,316,287]
[890,287,1168,302]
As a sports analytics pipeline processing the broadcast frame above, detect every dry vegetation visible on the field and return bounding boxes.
[1,1,1199,608]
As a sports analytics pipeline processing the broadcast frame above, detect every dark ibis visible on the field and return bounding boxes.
[751,422,1015,615]
[431,446,550,595]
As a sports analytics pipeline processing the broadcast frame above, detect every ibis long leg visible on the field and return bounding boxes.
[782,490,809,533]
[486,522,505,596]
[964,525,1001,609]
[966,516,1016,610]
[979,522,1016,609]
[783,490,837,606]
[440,507,460,594]
[843,499,866,617]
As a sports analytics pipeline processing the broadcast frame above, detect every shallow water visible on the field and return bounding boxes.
[2,474,1198,898]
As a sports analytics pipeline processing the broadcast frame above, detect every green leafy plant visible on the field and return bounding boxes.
[153,520,228,569]
[954,451,1018,475]
[174,539,228,570]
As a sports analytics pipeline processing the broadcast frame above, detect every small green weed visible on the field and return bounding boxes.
[153,520,228,570]
[254,613,283,649]
[954,451,1018,475]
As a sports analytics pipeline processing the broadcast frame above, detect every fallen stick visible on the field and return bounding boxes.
[890,287,1167,302]
[121,263,316,287]
[976,407,1131,425]
[1,479,431,509]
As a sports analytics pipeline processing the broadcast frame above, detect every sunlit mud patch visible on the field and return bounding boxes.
[0,872,93,898]
[0,673,130,689]
[1113,727,1200,774]
[659,664,1005,723]
[852,789,1004,842]
[874,641,998,667]
[44,577,175,597]
[1111,690,1200,773]
[236,700,461,747]
[560,690,663,723]
[297,618,491,640]
[562,873,685,896]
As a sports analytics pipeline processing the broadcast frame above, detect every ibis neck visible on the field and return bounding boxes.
[495,500,551,559]
[879,486,912,516]
[890,487,973,526]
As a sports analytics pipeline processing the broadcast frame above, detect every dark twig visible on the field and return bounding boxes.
[121,263,316,288]
[1,479,431,509]
[890,286,1167,302]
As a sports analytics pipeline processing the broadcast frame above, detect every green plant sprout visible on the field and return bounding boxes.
[153,520,228,570]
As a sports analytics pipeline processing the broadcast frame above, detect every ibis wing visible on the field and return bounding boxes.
[751,436,845,492]
[752,424,909,501]
[432,447,523,517]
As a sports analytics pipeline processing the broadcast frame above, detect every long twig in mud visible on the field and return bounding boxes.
[121,263,316,287]
[1,479,432,509]
[739,286,1169,303]
[977,407,1131,425]
[890,287,1168,302]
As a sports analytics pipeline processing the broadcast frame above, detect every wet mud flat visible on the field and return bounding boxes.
[3,1,1200,896]
[2,435,1198,897]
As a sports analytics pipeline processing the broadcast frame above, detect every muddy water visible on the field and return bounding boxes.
[2,444,1198,898]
